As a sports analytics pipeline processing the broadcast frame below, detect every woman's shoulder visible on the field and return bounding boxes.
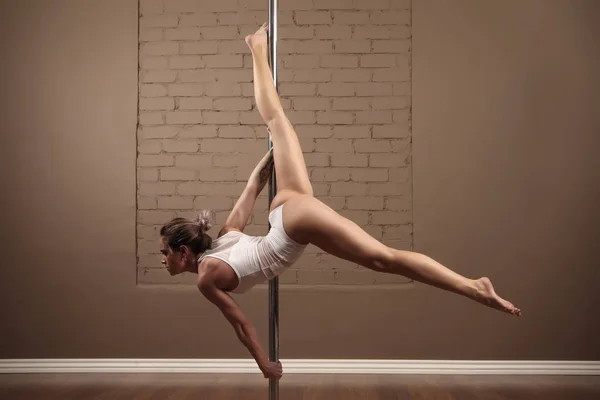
[216,226,243,239]
[197,257,239,292]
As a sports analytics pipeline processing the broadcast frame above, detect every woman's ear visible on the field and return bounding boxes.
[179,245,191,259]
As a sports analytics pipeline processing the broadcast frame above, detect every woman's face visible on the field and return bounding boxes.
[159,237,184,276]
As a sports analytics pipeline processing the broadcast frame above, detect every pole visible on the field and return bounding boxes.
[267,1,279,400]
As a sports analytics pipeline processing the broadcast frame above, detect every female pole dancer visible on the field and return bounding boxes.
[159,23,521,381]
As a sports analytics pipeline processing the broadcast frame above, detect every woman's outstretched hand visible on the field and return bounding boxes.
[260,360,283,380]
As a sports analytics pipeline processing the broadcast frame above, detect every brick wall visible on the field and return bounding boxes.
[137,0,412,286]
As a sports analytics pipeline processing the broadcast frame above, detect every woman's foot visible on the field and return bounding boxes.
[245,23,268,52]
[472,277,522,316]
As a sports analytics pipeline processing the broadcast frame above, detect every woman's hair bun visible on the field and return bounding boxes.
[194,209,215,231]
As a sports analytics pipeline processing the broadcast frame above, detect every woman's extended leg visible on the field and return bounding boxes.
[284,196,521,316]
[245,24,313,203]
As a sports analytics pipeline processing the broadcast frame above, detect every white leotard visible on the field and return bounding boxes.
[198,203,307,293]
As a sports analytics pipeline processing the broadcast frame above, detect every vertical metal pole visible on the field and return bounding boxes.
[267,1,279,400]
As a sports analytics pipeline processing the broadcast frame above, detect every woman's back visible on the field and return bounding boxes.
[199,204,307,293]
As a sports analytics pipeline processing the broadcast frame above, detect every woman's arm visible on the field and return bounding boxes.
[219,149,274,236]
[199,279,268,365]
[198,276,282,379]
[248,147,274,194]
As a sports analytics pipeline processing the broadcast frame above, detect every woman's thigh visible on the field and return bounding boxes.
[281,195,392,269]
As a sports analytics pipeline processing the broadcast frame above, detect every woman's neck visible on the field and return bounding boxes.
[185,254,202,274]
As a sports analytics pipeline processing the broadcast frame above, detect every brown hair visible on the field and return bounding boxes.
[160,210,215,255]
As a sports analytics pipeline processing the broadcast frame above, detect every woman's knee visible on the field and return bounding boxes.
[368,247,396,273]
[266,111,288,131]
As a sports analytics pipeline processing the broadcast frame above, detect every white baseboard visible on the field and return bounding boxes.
[1,359,599,375]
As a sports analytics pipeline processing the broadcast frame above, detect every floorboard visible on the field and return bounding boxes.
[0,374,598,399]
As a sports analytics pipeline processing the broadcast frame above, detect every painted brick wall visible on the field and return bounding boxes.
[137,0,412,286]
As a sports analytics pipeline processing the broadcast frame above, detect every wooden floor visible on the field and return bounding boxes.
[1,374,599,399]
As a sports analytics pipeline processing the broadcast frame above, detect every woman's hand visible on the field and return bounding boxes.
[260,360,283,380]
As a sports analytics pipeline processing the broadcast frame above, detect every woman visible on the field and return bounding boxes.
[159,24,521,380]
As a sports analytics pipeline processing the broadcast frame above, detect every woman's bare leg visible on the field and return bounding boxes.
[285,196,522,316]
[245,24,313,199]
[245,24,521,317]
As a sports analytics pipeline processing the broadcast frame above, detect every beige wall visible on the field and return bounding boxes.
[136,0,413,287]
[412,0,600,359]
[1,0,598,361]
